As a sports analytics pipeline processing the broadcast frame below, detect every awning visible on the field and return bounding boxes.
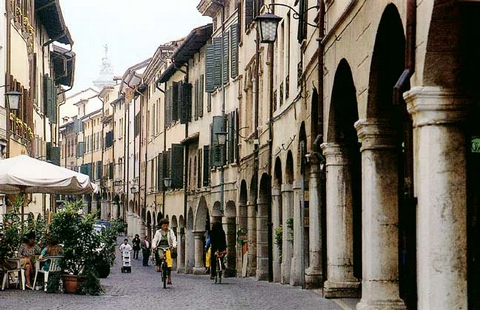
[35,0,73,45]
[180,132,200,145]
[51,45,76,87]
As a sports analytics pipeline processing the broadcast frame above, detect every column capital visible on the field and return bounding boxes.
[404,86,469,128]
[321,142,349,166]
[281,183,293,192]
[271,188,281,196]
[355,118,397,151]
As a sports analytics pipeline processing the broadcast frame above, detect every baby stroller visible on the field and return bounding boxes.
[121,249,132,273]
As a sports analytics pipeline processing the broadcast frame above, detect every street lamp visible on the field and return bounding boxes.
[5,91,21,110]
[215,131,228,146]
[3,89,21,159]
[256,13,282,44]
[163,177,172,189]
[256,3,320,44]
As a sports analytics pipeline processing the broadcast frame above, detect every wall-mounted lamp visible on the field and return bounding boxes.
[256,3,320,44]
[256,12,283,44]
[215,131,228,146]
[163,177,172,189]
[5,91,21,110]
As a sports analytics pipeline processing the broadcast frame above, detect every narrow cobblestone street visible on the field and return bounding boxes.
[0,238,354,310]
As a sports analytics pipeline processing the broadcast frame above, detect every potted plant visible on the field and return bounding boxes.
[48,200,104,295]
[93,221,120,278]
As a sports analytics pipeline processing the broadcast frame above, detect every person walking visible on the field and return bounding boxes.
[141,235,151,267]
[209,222,227,280]
[152,218,177,284]
[132,234,141,260]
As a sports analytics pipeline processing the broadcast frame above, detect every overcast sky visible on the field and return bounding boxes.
[58,0,211,93]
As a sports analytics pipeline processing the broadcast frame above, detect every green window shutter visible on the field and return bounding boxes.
[230,24,239,78]
[203,145,210,186]
[109,163,114,180]
[96,161,102,180]
[171,144,184,189]
[197,149,202,188]
[180,82,192,124]
[212,115,226,167]
[76,141,85,157]
[245,0,254,28]
[157,153,164,191]
[172,82,179,122]
[213,37,222,89]
[199,75,204,117]
[228,112,235,164]
[194,80,198,121]
[205,44,215,93]
[223,31,229,85]
[178,81,185,124]
[43,75,53,120]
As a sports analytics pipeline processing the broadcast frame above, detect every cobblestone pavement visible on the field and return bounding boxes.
[0,237,351,310]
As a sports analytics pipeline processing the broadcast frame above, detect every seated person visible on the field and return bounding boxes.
[39,236,63,271]
[17,232,41,290]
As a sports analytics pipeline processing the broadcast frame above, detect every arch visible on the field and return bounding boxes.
[367,4,405,121]
[171,215,178,228]
[285,151,294,184]
[212,201,222,217]
[423,1,462,88]
[179,215,185,228]
[298,122,307,179]
[239,180,248,205]
[249,174,257,203]
[258,172,273,281]
[194,196,209,231]
[225,200,236,218]
[326,58,363,291]
[187,207,194,230]
[274,157,282,189]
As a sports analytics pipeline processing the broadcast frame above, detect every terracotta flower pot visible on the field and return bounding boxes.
[62,274,84,294]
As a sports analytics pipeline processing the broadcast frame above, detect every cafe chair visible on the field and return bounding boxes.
[1,258,25,290]
[33,256,63,292]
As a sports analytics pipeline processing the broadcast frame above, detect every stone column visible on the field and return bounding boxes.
[237,202,248,276]
[290,180,303,286]
[256,197,269,281]
[321,142,360,297]
[224,216,236,277]
[355,119,405,310]
[305,159,324,288]
[281,184,294,284]
[247,200,257,277]
[193,230,205,275]
[271,188,282,283]
[185,228,194,274]
[177,227,185,273]
[404,87,468,310]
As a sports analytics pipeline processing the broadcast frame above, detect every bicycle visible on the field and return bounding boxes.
[213,250,226,284]
[156,246,171,289]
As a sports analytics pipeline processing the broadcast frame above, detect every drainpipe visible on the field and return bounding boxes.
[183,68,189,229]
[99,96,105,219]
[393,0,416,104]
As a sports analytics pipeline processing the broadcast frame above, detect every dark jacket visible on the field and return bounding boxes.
[210,222,227,252]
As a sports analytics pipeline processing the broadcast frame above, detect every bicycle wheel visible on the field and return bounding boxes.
[161,261,167,289]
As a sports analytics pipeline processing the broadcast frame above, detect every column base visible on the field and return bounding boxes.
[305,267,323,289]
[324,280,361,298]
[356,299,406,310]
[176,267,185,274]
[192,267,205,275]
